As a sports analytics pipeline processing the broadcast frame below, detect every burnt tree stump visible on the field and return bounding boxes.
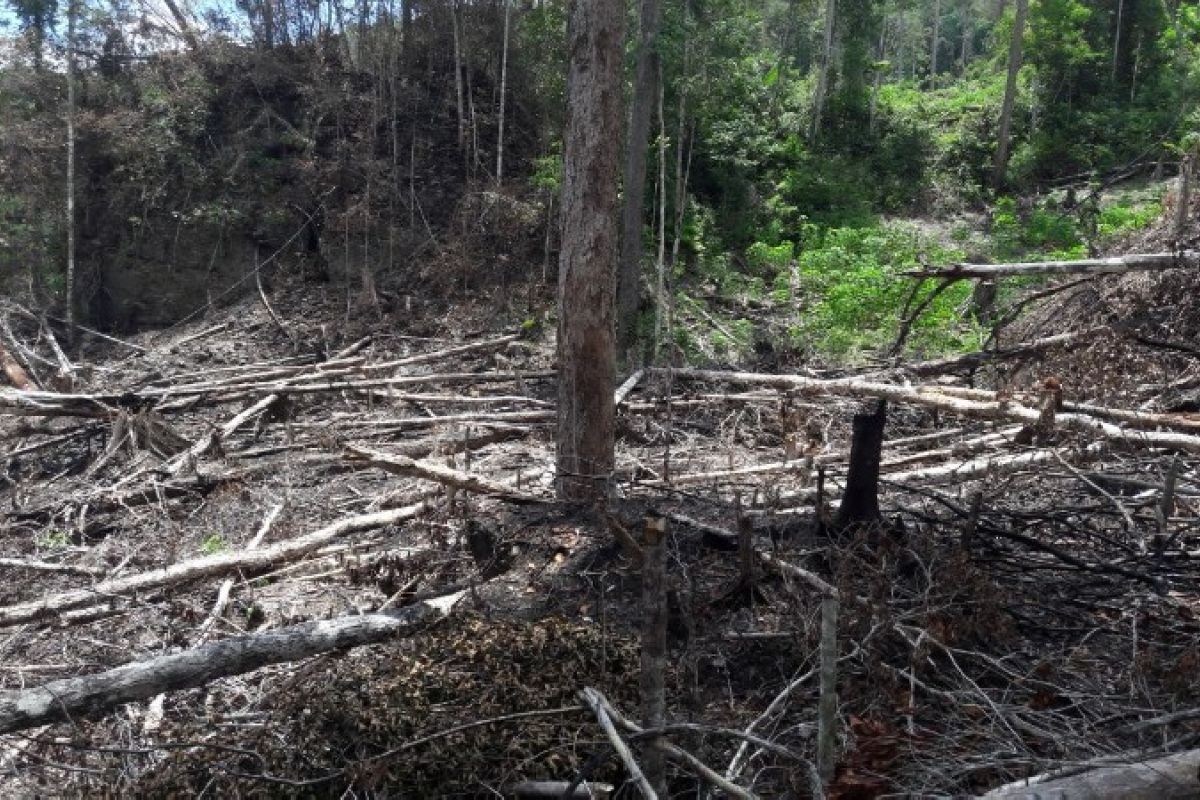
[835,399,887,531]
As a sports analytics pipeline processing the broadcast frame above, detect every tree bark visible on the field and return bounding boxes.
[556,0,623,501]
[0,593,463,736]
[992,0,1027,187]
[616,0,663,356]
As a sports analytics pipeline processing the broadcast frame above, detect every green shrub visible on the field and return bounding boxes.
[784,222,980,360]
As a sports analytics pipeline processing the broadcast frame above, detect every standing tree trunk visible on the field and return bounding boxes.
[65,0,78,350]
[556,0,623,501]
[654,64,668,360]
[929,0,941,86]
[1112,0,1124,79]
[616,0,663,358]
[452,1,467,154]
[992,0,1027,188]
[495,0,511,186]
[810,0,836,141]
[959,0,972,71]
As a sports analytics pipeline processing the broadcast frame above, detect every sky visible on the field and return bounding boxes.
[0,0,214,61]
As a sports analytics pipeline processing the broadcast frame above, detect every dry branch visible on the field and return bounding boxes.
[0,500,432,627]
[657,368,1200,452]
[907,251,1198,280]
[0,592,463,736]
[344,445,547,503]
[0,389,112,418]
[902,328,1103,376]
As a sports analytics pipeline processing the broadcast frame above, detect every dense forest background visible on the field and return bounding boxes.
[2,0,1197,355]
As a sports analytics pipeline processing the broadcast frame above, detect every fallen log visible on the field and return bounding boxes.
[907,250,1199,280]
[981,747,1200,799]
[344,444,547,503]
[0,343,36,391]
[0,500,433,628]
[0,591,463,736]
[656,368,1200,453]
[0,389,113,418]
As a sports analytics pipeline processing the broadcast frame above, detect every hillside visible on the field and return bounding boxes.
[0,195,1196,796]
[2,0,1200,796]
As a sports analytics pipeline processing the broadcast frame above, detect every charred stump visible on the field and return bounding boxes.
[834,399,887,532]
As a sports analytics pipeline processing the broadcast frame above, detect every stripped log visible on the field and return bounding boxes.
[344,444,548,503]
[907,250,1198,280]
[0,500,432,628]
[981,747,1200,799]
[0,343,37,391]
[0,389,113,418]
[656,368,1200,452]
[0,592,463,736]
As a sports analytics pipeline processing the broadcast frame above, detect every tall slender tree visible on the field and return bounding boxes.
[555,0,623,501]
[65,0,78,348]
[810,0,836,140]
[993,0,1027,188]
[616,0,662,356]
[495,0,511,185]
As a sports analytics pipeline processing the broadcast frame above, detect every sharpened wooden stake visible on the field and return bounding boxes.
[641,514,669,797]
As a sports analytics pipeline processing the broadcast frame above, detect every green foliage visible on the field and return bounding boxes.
[201,534,226,555]
[530,145,563,194]
[780,223,980,360]
[35,529,69,551]
[1097,199,1162,239]
[991,197,1083,260]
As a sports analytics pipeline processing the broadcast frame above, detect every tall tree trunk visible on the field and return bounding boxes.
[556,0,623,501]
[929,0,941,85]
[810,0,836,141]
[654,62,667,360]
[495,0,511,185]
[1112,0,1124,79]
[616,0,662,358]
[452,1,467,154]
[869,18,886,132]
[992,0,1027,188]
[960,0,972,70]
[65,0,78,350]
[668,35,691,273]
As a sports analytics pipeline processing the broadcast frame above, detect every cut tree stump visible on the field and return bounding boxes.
[835,400,887,531]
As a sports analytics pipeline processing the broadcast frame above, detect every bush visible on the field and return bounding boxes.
[780,222,981,360]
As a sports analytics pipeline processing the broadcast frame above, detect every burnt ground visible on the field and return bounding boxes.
[0,217,1197,798]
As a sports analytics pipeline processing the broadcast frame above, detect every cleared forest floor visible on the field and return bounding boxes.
[0,214,1198,798]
